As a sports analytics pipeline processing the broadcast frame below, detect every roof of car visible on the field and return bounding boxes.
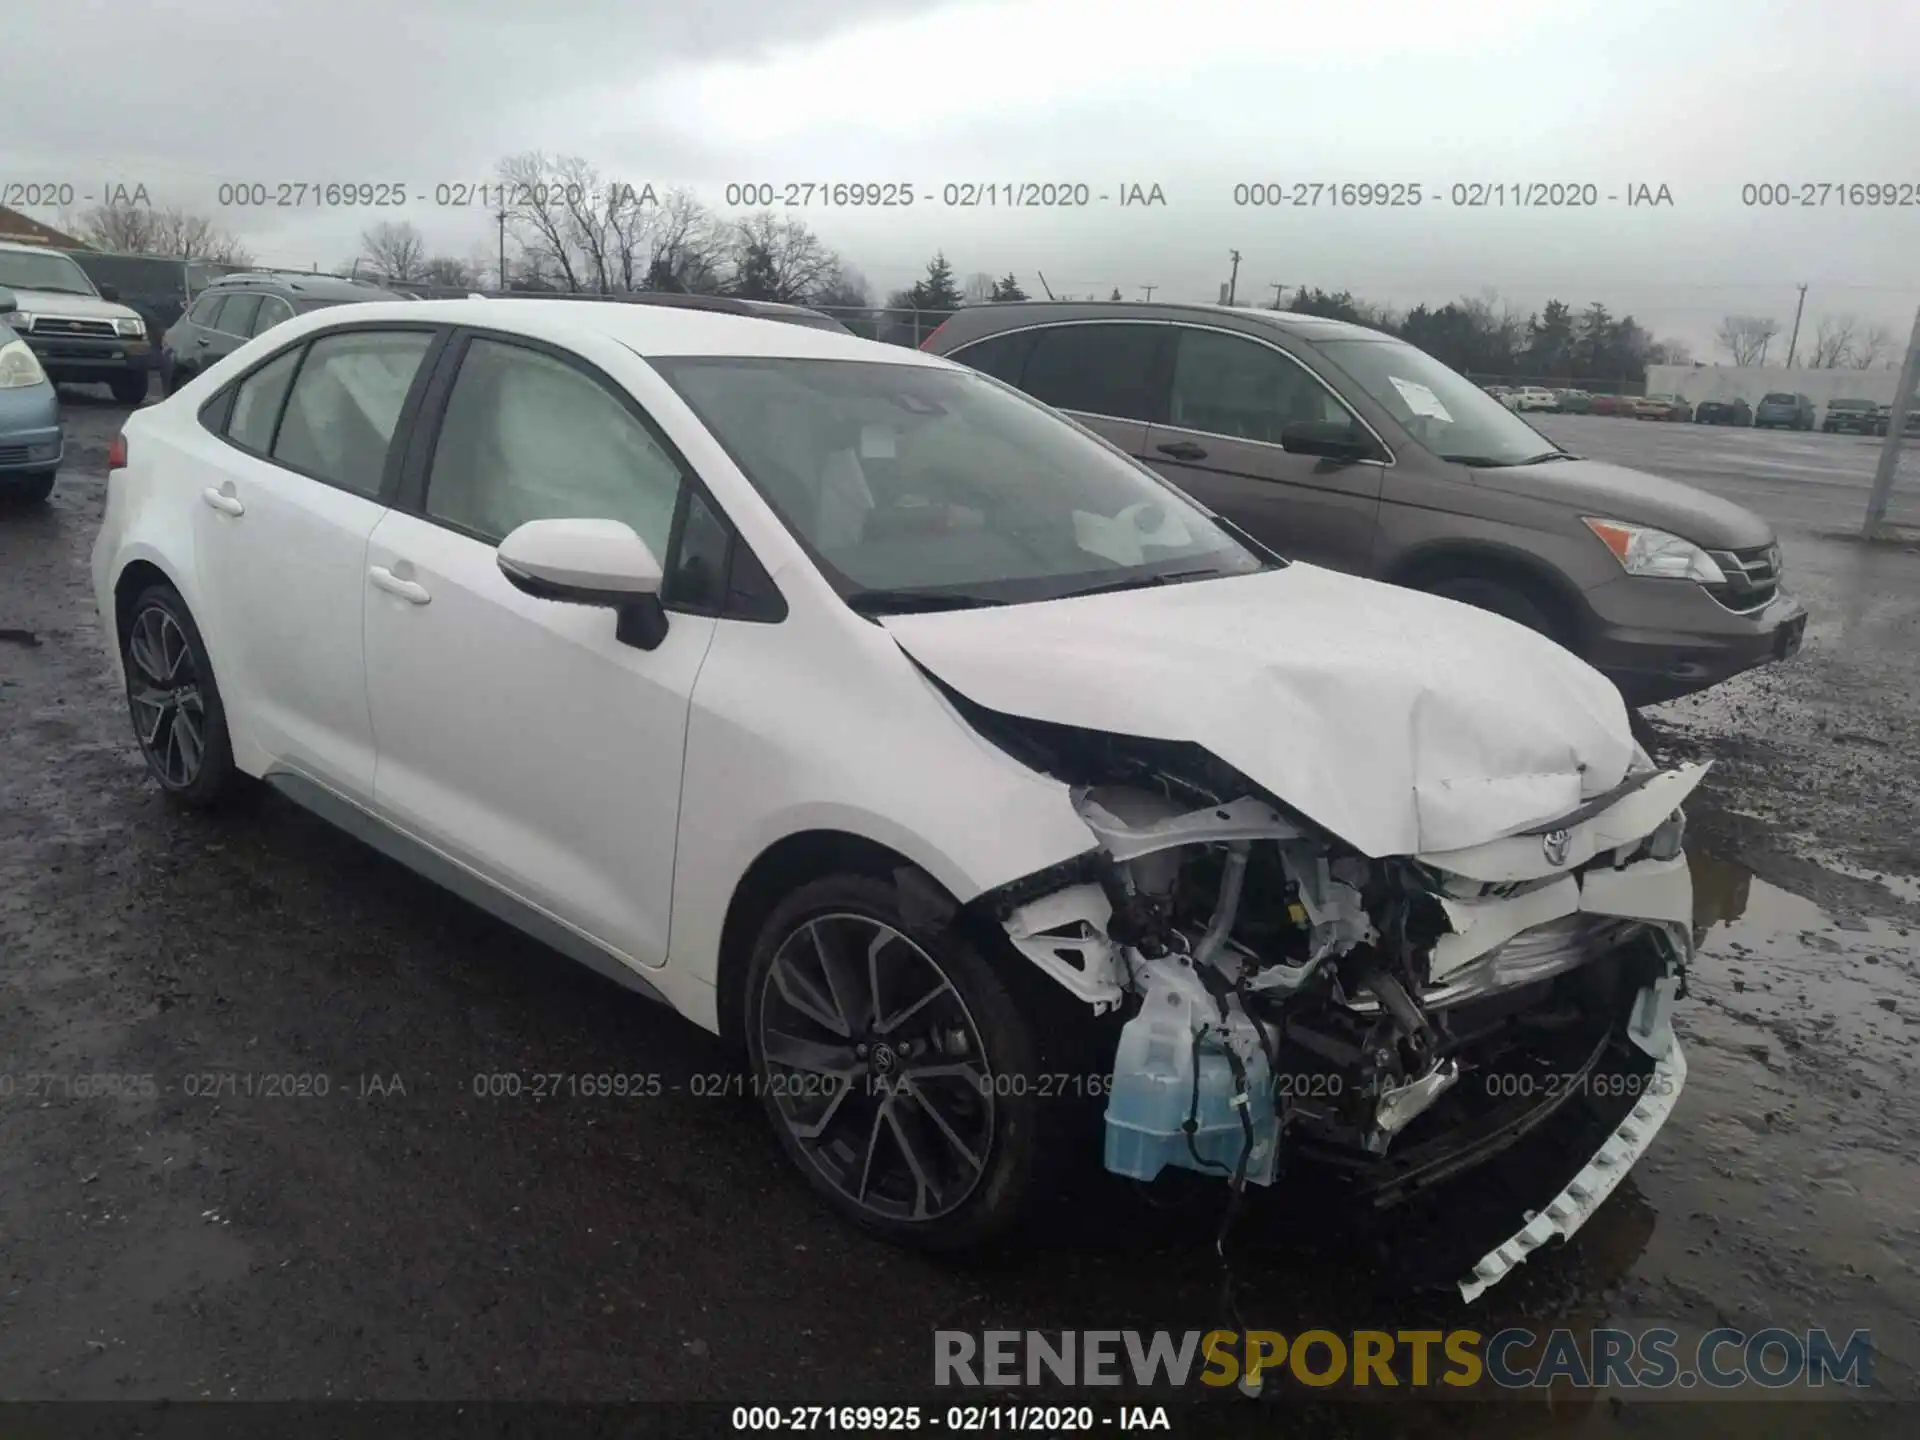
[205,271,404,300]
[285,297,933,363]
[931,299,1394,344]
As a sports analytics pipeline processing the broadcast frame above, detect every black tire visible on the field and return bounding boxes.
[1424,575,1565,647]
[743,871,1063,1252]
[122,583,246,808]
[4,471,55,504]
[110,372,150,406]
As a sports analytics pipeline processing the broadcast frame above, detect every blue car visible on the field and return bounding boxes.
[0,286,63,503]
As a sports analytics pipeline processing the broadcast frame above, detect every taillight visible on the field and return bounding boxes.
[918,319,950,351]
[107,434,128,471]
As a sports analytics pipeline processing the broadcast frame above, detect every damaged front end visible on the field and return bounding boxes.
[969,713,1700,1301]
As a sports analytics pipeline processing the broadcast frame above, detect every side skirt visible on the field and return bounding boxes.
[263,770,671,1008]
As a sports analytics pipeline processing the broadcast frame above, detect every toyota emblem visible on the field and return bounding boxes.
[1542,829,1572,867]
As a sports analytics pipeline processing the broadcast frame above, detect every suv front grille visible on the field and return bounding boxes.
[31,318,116,338]
[1703,543,1780,612]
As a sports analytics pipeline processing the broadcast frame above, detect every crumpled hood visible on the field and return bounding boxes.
[883,564,1637,858]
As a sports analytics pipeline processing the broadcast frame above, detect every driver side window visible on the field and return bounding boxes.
[1168,329,1354,444]
[423,338,685,561]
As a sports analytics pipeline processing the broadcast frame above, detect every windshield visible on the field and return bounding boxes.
[650,356,1267,609]
[1762,393,1795,404]
[1314,337,1562,466]
[0,249,99,297]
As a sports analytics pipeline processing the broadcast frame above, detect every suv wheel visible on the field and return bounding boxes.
[743,872,1057,1252]
[1424,576,1564,648]
[4,472,55,504]
[122,583,245,808]
[110,372,150,406]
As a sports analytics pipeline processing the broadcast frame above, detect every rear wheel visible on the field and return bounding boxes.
[122,583,246,808]
[744,872,1058,1252]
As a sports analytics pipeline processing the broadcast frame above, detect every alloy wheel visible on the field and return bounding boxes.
[757,912,997,1223]
[127,605,207,788]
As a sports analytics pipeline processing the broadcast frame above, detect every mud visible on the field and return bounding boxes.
[1,394,1917,1428]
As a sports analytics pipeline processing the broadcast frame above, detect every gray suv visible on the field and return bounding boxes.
[924,302,1807,705]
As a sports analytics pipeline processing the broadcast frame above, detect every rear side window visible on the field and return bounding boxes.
[226,347,302,453]
[272,330,435,497]
[249,296,294,336]
[951,329,1038,385]
[1762,393,1794,404]
[1020,324,1168,422]
[213,294,262,336]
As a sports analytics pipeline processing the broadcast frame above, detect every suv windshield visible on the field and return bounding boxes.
[1315,337,1563,466]
[651,356,1266,609]
[0,249,99,297]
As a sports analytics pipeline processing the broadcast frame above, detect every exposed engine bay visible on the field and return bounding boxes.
[962,706,1699,1300]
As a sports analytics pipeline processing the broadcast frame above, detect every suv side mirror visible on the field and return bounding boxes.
[0,286,16,315]
[1279,420,1379,464]
[497,517,670,649]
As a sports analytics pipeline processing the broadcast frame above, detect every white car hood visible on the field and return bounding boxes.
[882,564,1637,858]
[4,286,140,322]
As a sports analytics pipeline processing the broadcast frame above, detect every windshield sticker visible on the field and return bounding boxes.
[1072,501,1193,567]
[859,424,897,459]
[1388,376,1453,422]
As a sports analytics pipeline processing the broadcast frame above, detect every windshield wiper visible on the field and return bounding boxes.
[1513,450,1578,465]
[1441,451,1575,468]
[843,587,1006,615]
[1056,566,1233,599]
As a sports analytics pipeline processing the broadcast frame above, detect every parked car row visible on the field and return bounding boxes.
[1480,378,1912,434]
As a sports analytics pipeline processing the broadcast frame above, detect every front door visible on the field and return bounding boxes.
[1144,326,1385,571]
[363,333,717,971]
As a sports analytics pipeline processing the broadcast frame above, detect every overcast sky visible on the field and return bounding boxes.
[7,0,1918,355]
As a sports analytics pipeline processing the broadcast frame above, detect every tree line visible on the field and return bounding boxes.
[63,150,1898,378]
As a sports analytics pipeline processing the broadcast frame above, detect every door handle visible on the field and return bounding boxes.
[369,566,431,605]
[200,486,244,516]
[1156,440,1208,461]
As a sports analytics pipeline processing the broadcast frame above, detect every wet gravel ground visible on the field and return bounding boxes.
[2,391,1917,1432]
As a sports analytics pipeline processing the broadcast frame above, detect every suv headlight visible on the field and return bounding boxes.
[1582,517,1727,584]
[0,336,48,389]
[115,315,147,338]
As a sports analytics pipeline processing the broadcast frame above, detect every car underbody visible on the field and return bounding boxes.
[959,702,1698,1300]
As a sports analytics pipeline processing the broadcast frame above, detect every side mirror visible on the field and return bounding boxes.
[497,518,670,650]
[0,287,16,315]
[1279,420,1378,464]
[97,283,122,302]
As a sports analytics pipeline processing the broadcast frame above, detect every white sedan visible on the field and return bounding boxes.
[92,299,1695,1292]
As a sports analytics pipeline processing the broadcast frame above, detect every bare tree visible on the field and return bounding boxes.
[962,271,996,304]
[725,212,839,303]
[422,256,476,288]
[75,200,251,263]
[1650,337,1694,365]
[360,221,428,282]
[813,264,874,311]
[1853,323,1894,369]
[496,151,585,291]
[1807,315,1857,368]
[1716,314,1781,367]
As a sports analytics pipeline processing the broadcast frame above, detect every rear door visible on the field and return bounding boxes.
[950,321,1171,464]
[1144,325,1385,570]
[190,325,445,798]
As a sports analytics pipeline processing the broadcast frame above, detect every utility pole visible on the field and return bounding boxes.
[495,207,509,291]
[1784,283,1808,368]
[1268,281,1284,309]
[1863,303,1920,536]
[1226,250,1241,307]
[1142,284,1156,301]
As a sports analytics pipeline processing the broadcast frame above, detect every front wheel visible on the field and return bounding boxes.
[122,583,246,808]
[110,372,150,406]
[1424,576,1565,648]
[4,471,55,504]
[744,872,1058,1251]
